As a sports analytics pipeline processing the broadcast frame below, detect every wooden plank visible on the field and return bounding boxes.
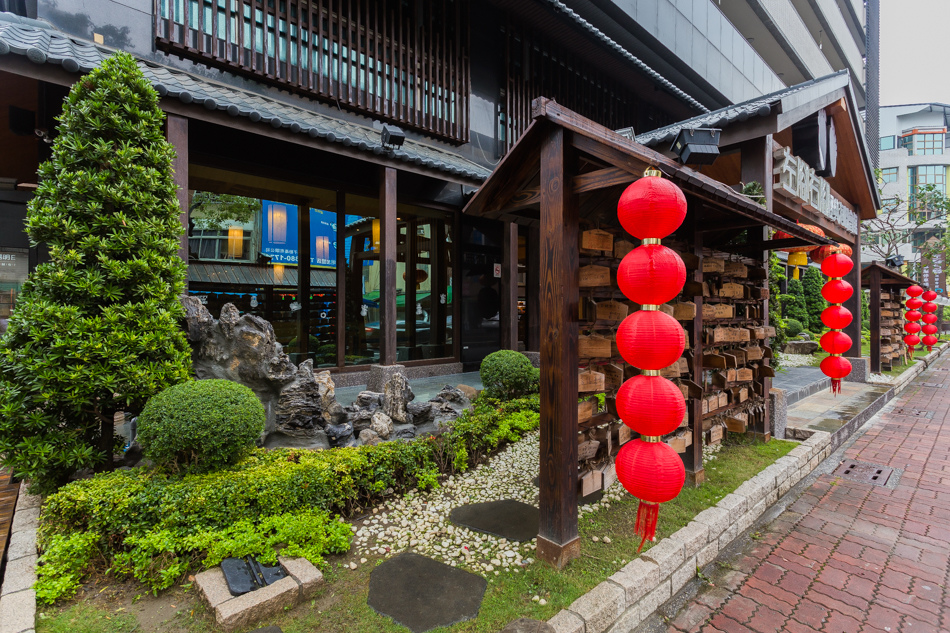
[380,166,397,365]
[573,167,635,194]
[537,127,580,566]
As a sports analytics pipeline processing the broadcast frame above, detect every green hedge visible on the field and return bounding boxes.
[36,395,540,602]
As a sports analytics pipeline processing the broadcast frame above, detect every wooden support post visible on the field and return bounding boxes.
[536,127,580,569]
[501,221,519,350]
[433,220,447,351]
[527,225,541,352]
[685,220,705,486]
[869,266,882,373]
[336,191,346,368]
[297,198,311,360]
[166,114,189,275]
[407,218,418,355]
[380,167,398,365]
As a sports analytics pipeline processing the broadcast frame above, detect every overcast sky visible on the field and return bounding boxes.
[880,0,950,105]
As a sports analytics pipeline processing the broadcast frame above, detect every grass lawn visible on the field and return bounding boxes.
[38,434,796,633]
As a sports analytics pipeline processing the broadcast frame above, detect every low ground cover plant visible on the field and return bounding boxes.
[36,395,540,603]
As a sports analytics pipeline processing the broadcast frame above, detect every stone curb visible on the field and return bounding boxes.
[0,482,41,633]
[548,430,834,633]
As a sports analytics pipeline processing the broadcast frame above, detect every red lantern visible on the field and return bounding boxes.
[820,356,852,395]
[616,311,685,369]
[821,253,853,278]
[810,243,853,264]
[821,305,853,329]
[923,290,938,301]
[821,279,853,304]
[904,322,921,334]
[617,177,687,240]
[906,310,922,322]
[616,376,686,437]
[617,245,686,305]
[923,324,938,335]
[904,334,921,348]
[906,297,923,310]
[773,224,825,252]
[922,302,937,313]
[615,439,685,550]
[923,313,938,324]
[907,285,924,298]
[820,331,852,355]
[923,335,939,350]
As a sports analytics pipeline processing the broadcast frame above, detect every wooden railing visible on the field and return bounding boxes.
[155,0,470,143]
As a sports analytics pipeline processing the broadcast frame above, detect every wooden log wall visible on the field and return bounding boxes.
[878,291,907,370]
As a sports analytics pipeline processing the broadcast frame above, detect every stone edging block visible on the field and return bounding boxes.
[195,557,324,631]
[549,430,834,633]
[0,482,39,633]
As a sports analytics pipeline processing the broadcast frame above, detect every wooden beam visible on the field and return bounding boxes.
[380,167,398,366]
[166,114,189,269]
[501,221,519,350]
[536,127,580,569]
[573,167,635,193]
[869,266,882,374]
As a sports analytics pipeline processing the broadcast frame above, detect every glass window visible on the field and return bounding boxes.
[343,195,381,366]
[908,166,947,220]
[900,134,914,154]
[918,133,944,155]
[879,136,896,151]
[0,247,28,322]
[912,229,943,248]
[880,167,898,183]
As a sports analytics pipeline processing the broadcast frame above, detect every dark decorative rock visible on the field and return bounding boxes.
[408,401,435,426]
[325,422,354,446]
[784,340,820,355]
[500,618,555,633]
[383,372,414,423]
[392,424,417,440]
[273,361,336,432]
[359,429,381,446]
[262,430,329,451]
[367,553,486,633]
[449,500,539,542]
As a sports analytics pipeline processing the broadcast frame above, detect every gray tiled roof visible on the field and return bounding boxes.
[624,71,851,148]
[0,12,491,182]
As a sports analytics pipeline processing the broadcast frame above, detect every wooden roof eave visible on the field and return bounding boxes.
[463,98,834,248]
[860,262,921,288]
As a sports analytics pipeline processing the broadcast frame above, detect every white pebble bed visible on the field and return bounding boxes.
[347,430,626,576]
[774,352,818,368]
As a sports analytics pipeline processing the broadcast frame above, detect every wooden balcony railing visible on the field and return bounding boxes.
[155,0,470,143]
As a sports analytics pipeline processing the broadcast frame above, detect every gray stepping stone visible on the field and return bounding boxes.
[367,552,486,633]
[449,499,539,542]
[500,618,556,633]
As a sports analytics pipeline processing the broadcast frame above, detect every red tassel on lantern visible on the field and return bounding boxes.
[615,439,685,550]
[616,375,686,437]
[821,279,854,304]
[820,356,852,394]
[820,331,852,355]
[617,245,687,305]
[821,305,853,329]
[617,177,687,239]
[616,310,685,369]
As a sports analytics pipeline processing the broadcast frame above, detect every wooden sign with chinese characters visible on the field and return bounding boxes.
[578,334,612,358]
[596,300,628,321]
[579,265,611,287]
[578,369,605,393]
[773,146,858,235]
[581,229,614,252]
[613,240,635,259]
[602,364,624,393]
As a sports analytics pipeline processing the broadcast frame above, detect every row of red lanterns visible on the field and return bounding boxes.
[904,286,940,352]
[818,253,854,394]
[613,172,688,551]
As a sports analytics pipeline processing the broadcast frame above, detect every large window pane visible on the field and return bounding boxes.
[343,195,381,366]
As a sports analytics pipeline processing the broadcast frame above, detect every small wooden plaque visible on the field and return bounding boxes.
[602,364,624,393]
[703,257,726,273]
[673,301,697,321]
[719,282,746,299]
[579,400,596,424]
[581,228,614,252]
[579,334,612,358]
[703,303,734,319]
[577,439,600,461]
[617,424,633,446]
[579,265,611,287]
[578,369,606,393]
[613,239,635,259]
[596,300,628,321]
[724,261,748,278]
[736,367,754,381]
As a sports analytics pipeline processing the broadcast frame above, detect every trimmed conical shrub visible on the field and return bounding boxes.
[0,52,192,493]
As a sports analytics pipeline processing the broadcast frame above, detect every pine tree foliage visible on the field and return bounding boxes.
[0,53,192,492]
[802,266,825,333]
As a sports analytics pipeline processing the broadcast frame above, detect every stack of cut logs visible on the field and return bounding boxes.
[878,291,907,370]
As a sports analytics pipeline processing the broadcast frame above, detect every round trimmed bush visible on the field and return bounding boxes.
[785,318,804,339]
[137,379,265,473]
[479,350,539,401]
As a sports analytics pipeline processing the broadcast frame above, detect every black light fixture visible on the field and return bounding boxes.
[885,254,904,269]
[670,127,721,165]
[380,124,406,149]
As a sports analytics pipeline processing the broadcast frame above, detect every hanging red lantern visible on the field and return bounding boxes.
[923,335,939,350]
[922,313,938,324]
[820,331,852,355]
[922,302,937,313]
[923,324,938,335]
[774,224,825,279]
[615,439,685,550]
[821,253,854,278]
[907,285,924,298]
[617,245,686,305]
[617,176,687,240]
[906,310,922,322]
[923,290,938,301]
[821,305,853,329]
[616,311,685,369]
[616,375,686,437]
[821,279,853,304]
[820,356,852,395]
[906,297,923,310]
[904,334,921,348]
[904,322,922,334]
[810,243,853,264]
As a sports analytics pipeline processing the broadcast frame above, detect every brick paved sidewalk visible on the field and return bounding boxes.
[648,357,950,633]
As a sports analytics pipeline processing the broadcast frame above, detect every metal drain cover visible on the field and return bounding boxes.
[921,382,944,388]
[892,408,935,418]
[832,461,894,486]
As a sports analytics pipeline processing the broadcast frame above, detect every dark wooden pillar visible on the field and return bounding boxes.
[501,221,519,350]
[380,167,398,365]
[685,220,705,485]
[336,191,346,368]
[536,127,580,569]
[527,225,541,352]
[843,229,862,357]
[869,268,882,373]
[297,198,311,360]
[433,220,447,352]
[166,114,189,272]
[407,218,418,354]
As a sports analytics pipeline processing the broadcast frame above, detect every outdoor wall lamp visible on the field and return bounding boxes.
[670,127,721,165]
[381,124,406,149]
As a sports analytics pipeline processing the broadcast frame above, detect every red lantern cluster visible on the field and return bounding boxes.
[819,253,853,394]
[921,289,939,351]
[614,173,687,551]
[904,285,924,353]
